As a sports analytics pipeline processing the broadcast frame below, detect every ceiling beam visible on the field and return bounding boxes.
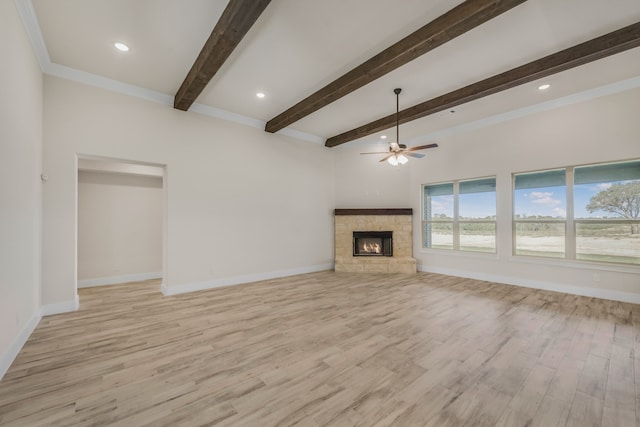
[174,0,272,111]
[265,0,528,133]
[325,21,640,147]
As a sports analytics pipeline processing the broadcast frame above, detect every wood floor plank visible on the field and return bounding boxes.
[546,356,585,402]
[0,272,638,426]
[531,395,572,427]
[566,391,604,427]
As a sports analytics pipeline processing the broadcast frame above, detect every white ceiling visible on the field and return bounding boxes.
[27,0,640,145]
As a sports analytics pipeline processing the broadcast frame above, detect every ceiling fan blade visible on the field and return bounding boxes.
[406,143,439,151]
[360,151,390,155]
[404,152,425,158]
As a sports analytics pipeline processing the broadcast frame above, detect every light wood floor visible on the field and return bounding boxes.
[1,272,638,426]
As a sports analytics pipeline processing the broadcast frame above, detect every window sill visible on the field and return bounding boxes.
[509,255,640,274]
[418,248,499,260]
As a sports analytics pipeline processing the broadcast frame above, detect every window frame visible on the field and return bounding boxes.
[512,167,570,259]
[422,176,497,253]
[512,159,640,266]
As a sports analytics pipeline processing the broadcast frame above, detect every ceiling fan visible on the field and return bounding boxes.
[361,88,438,165]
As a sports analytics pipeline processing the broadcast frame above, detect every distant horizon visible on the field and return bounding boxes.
[426,180,638,220]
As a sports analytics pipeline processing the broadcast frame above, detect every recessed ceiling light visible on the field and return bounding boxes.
[114,42,129,52]
[538,84,551,91]
[256,92,266,98]
[380,135,387,139]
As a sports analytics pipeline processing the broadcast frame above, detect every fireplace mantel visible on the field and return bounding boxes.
[335,208,412,216]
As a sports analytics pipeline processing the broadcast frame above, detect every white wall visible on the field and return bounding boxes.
[42,75,335,304]
[77,171,162,285]
[0,0,43,377]
[333,141,411,208]
[336,88,640,302]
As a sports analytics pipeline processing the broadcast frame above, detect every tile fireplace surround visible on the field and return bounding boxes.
[334,208,417,273]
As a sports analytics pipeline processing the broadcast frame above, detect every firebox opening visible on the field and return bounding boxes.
[353,231,392,257]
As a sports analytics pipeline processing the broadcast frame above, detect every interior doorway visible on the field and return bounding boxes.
[76,156,166,290]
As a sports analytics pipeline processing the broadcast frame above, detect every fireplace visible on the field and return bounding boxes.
[335,209,415,273]
[353,231,392,257]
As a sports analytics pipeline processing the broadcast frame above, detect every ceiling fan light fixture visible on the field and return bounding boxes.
[114,42,129,52]
[360,88,438,163]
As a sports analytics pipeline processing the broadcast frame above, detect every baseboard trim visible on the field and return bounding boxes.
[161,264,334,296]
[418,265,640,304]
[78,272,162,288]
[0,311,41,380]
[41,295,80,316]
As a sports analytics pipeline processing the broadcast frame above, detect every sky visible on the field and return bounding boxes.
[515,186,567,218]
[516,181,636,219]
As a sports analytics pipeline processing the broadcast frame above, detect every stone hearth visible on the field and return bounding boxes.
[334,209,416,273]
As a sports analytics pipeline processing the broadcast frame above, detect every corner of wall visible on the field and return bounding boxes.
[161,264,334,296]
[40,295,79,317]
[0,311,41,380]
[418,265,640,304]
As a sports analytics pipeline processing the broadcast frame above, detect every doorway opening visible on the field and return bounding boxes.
[76,156,166,291]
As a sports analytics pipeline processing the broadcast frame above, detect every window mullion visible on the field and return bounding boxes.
[566,167,576,260]
[453,181,460,251]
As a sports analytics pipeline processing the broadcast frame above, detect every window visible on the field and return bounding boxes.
[513,159,640,265]
[513,169,566,258]
[574,160,640,265]
[423,183,454,250]
[423,177,496,253]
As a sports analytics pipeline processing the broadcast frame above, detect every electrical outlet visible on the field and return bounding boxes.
[593,274,600,282]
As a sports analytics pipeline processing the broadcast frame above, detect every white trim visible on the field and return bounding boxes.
[0,312,41,380]
[18,0,640,149]
[161,264,334,296]
[13,0,49,70]
[189,103,264,130]
[277,127,326,145]
[418,248,499,260]
[13,0,325,146]
[406,76,640,147]
[434,251,638,273]
[47,63,174,105]
[508,255,640,274]
[418,265,640,304]
[78,272,162,288]
[41,295,79,316]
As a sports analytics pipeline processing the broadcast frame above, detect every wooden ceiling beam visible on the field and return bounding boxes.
[174,0,272,111]
[265,0,528,133]
[325,21,640,147]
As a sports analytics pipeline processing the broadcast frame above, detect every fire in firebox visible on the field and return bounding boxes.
[360,239,382,254]
[353,231,393,257]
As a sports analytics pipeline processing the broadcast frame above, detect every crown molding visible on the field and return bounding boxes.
[405,75,640,147]
[15,0,640,150]
[14,0,325,146]
[14,0,49,69]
